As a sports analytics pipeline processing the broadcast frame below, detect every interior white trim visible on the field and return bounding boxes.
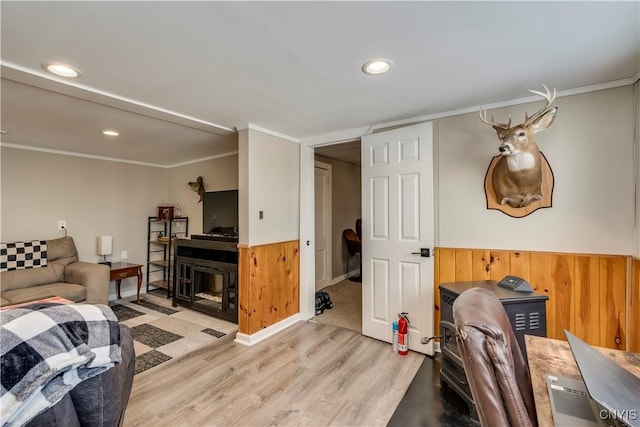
[314,160,332,292]
[1,62,235,136]
[234,314,302,346]
[243,123,301,143]
[325,270,359,288]
[0,142,238,168]
[300,77,638,146]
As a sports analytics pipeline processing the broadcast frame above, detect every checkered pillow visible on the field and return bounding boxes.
[0,240,48,273]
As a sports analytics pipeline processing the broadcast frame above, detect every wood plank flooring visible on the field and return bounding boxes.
[125,321,423,426]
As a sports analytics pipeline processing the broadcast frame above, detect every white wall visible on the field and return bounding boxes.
[244,128,300,246]
[238,129,250,245]
[0,147,168,297]
[168,153,239,235]
[315,154,361,279]
[1,146,241,298]
[437,86,635,255]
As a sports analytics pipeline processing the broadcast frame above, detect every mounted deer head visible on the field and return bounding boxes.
[479,85,558,208]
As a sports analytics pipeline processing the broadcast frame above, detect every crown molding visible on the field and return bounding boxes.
[301,77,639,146]
[0,142,238,169]
[244,123,301,143]
[1,62,235,136]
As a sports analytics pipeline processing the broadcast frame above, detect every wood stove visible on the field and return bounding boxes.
[438,280,548,420]
[173,238,238,323]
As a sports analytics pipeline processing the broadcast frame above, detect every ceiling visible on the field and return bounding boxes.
[1,1,638,167]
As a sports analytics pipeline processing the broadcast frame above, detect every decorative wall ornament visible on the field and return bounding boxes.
[188,176,206,203]
[479,85,558,218]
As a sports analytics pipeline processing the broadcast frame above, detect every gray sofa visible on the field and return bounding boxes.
[25,324,135,427]
[1,236,109,305]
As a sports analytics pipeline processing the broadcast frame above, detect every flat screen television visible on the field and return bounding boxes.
[202,190,238,235]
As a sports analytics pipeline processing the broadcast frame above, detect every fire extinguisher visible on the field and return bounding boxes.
[398,312,410,355]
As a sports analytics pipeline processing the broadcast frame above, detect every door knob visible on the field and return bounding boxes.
[411,248,430,257]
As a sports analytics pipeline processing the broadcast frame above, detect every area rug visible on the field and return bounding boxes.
[109,292,238,375]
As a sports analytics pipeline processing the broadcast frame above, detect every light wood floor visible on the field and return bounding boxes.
[125,321,423,426]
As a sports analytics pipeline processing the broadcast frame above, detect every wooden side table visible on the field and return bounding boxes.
[109,262,143,303]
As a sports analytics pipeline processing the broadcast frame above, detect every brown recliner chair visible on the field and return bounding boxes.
[452,287,538,427]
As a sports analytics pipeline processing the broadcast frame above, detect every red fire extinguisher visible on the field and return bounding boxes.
[398,313,410,355]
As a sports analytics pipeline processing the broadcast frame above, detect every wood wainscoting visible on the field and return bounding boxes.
[435,247,634,351]
[238,240,299,335]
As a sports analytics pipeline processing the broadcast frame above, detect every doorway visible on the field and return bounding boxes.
[312,141,362,332]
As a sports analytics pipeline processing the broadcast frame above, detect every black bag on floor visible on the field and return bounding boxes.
[315,290,334,315]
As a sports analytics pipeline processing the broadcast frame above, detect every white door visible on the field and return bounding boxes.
[361,122,435,355]
[314,161,332,291]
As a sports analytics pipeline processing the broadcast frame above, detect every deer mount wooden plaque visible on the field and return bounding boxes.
[479,85,558,218]
[484,152,554,218]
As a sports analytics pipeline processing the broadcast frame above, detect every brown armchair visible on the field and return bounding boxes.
[342,228,361,282]
[452,287,537,427]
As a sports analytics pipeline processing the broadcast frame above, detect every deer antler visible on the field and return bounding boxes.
[478,108,511,130]
[524,84,556,126]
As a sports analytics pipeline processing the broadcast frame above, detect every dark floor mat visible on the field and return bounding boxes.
[135,350,172,375]
[202,328,226,338]
[134,300,179,315]
[131,323,183,348]
[110,304,145,322]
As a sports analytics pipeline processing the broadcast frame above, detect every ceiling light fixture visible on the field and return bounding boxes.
[102,130,120,137]
[42,62,81,78]
[362,58,393,75]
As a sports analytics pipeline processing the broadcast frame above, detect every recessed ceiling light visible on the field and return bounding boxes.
[102,130,120,137]
[42,62,81,78]
[362,58,393,75]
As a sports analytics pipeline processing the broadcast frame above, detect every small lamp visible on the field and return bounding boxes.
[97,235,112,266]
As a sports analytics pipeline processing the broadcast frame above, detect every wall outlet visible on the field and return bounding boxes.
[57,220,67,230]
[121,250,128,260]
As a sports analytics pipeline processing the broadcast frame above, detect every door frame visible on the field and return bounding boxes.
[300,138,364,320]
[314,160,332,291]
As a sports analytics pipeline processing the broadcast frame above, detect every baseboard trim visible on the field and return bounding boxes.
[235,314,302,346]
[324,270,360,288]
[108,287,146,301]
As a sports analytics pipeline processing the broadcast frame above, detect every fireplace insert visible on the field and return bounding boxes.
[173,238,238,323]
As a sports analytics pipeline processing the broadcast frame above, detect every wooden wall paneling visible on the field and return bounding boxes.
[434,248,633,349]
[250,248,268,333]
[509,252,530,282]
[435,248,456,338]
[550,254,575,341]
[238,246,251,335]
[529,253,555,337]
[630,257,640,352]
[599,257,627,350]
[471,250,491,280]
[238,241,300,335]
[283,242,300,319]
[454,250,473,281]
[487,250,510,281]
[574,256,601,346]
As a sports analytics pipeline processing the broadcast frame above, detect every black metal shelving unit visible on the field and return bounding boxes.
[146,216,188,297]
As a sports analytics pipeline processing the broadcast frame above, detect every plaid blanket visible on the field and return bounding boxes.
[0,303,121,427]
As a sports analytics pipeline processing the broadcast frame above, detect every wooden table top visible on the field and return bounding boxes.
[525,335,640,427]
[109,262,142,270]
